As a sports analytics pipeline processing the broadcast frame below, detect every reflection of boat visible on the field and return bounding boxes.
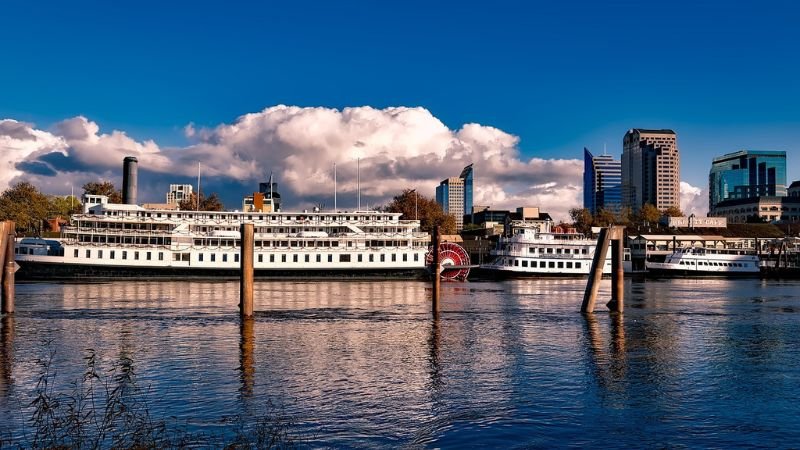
[478,222,629,278]
[15,197,432,280]
[646,247,760,276]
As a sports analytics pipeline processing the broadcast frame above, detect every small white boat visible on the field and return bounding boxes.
[646,247,760,276]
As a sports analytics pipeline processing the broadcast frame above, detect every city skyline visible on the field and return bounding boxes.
[1,1,798,221]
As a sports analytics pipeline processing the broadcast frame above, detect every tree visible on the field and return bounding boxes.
[48,195,82,218]
[0,181,50,233]
[663,206,684,217]
[384,189,456,234]
[178,192,225,211]
[569,207,593,235]
[594,208,617,227]
[638,203,662,224]
[83,181,122,204]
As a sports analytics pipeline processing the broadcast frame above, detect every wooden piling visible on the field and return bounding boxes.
[1,222,14,315]
[240,223,254,318]
[432,225,440,314]
[608,235,624,313]
[581,227,610,314]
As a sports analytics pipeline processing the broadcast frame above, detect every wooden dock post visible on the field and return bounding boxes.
[240,223,254,318]
[432,225,440,315]
[581,227,610,313]
[607,226,625,313]
[1,221,14,315]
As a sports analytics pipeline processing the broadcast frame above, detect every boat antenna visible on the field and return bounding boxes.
[334,162,337,211]
[196,161,201,211]
[357,157,361,211]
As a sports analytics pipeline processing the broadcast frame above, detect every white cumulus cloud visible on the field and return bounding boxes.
[3,105,584,221]
[680,181,708,217]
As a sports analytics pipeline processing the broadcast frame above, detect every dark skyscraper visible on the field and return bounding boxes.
[583,148,622,215]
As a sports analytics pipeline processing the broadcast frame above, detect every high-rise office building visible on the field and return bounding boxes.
[708,150,787,212]
[166,184,193,205]
[436,164,473,231]
[621,129,680,212]
[583,148,622,215]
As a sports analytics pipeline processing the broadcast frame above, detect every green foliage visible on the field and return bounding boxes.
[0,181,50,233]
[568,207,593,234]
[638,203,662,224]
[178,192,225,211]
[47,195,82,218]
[384,189,456,234]
[662,206,684,217]
[83,181,123,204]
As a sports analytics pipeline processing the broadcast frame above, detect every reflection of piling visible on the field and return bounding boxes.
[432,226,441,314]
[1,221,15,314]
[582,226,624,314]
[0,315,13,397]
[240,223,254,318]
[239,317,254,398]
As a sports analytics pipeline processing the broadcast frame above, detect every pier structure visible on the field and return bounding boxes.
[581,226,625,314]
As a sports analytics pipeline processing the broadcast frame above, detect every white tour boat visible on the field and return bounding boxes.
[15,195,431,280]
[646,247,760,276]
[479,221,624,278]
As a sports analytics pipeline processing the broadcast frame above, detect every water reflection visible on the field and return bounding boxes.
[0,315,12,397]
[239,318,255,399]
[2,278,800,448]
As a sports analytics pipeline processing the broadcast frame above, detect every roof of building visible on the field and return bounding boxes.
[629,128,676,135]
[789,180,800,189]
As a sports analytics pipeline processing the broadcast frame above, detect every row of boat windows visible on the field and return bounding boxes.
[191,239,418,248]
[197,253,420,264]
[528,247,589,255]
[677,260,752,267]
[99,211,401,223]
[72,249,420,263]
[76,235,171,245]
[503,259,583,269]
[74,249,165,261]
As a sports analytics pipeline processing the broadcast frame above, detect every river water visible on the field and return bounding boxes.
[1,278,799,447]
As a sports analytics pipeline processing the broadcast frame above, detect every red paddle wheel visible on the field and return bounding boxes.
[426,242,471,281]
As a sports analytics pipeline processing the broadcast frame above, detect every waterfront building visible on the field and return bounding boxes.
[436,164,473,231]
[621,129,680,213]
[708,150,787,212]
[709,196,800,223]
[166,184,193,205]
[790,180,800,197]
[583,148,622,215]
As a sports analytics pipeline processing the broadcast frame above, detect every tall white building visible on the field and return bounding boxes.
[621,129,680,213]
[166,184,193,205]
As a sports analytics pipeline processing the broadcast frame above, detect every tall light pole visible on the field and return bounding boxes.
[409,189,418,220]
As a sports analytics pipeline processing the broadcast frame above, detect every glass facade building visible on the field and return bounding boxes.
[436,164,473,231]
[583,148,622,215]
[709,150,786,211]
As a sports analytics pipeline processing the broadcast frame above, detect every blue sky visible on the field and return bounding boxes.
[1,0,798,217]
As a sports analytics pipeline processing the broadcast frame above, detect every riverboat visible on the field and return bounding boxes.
[478,222,623,278]
[646,246,760,276]
[15,195,431,280]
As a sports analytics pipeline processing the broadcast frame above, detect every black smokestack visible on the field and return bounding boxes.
[122,156,138,205]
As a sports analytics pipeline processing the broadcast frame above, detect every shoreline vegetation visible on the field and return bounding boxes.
[0,344,302,449]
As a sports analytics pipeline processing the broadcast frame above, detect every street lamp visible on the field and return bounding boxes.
[409,189,418,220]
